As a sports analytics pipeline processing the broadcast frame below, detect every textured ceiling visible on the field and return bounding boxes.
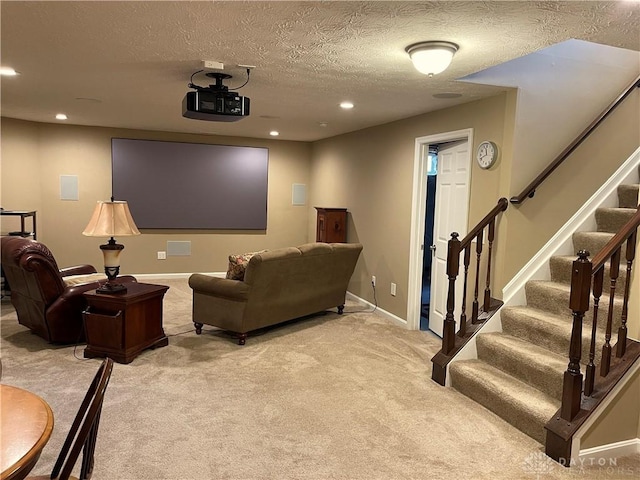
[1,1,639,141]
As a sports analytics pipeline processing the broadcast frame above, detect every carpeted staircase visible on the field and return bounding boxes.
[449,174,639,444]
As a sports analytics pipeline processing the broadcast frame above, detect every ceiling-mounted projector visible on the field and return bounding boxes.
[182,72,250,122]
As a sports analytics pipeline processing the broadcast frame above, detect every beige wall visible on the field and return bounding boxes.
[0,119,42,213]
[581,369,640,449]
[310,94,510,317]
[500,88,640,285]
[0,118,312,274]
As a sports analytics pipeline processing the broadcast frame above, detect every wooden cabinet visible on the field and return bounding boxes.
[315,207,347,243]
[83,283,169,364]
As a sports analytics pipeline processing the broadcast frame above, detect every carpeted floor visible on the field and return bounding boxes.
[1,278,638,480]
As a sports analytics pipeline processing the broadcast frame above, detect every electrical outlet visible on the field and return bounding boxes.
[157,251,167,260]
[391,283,397,296]
[371,276,376,287]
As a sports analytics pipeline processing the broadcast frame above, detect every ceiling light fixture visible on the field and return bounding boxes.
[0,67,19,76]
[55,113,68,120]
[269,131,279,136]
[340,102,354,109]
[405,41,459,77]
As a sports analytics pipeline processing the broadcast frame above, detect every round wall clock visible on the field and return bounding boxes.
[476,141,498,169]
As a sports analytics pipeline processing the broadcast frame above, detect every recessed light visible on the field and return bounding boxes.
[269,131,279,136]
[0,67,19,76]
[319,122,328,128]
[340,102,354,109]
[55,113,68,120]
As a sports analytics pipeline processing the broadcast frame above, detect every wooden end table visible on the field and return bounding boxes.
[82,282,169,364]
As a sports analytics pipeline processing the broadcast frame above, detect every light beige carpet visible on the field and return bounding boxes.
[1,278,638,480]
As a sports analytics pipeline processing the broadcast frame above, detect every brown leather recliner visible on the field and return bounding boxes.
[1,236,136,344]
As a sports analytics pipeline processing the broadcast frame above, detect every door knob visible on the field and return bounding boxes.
[430,245,436,252]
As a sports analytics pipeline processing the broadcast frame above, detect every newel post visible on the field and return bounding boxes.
[561,250,592,421]
[442,232,461,355]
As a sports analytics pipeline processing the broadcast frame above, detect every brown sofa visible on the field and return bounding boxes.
[188,242,363,344]
[1,236,136,344]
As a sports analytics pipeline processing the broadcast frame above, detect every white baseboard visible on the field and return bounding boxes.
[346,291,407,328]
[579,438,640,462]
[131,272,224,280]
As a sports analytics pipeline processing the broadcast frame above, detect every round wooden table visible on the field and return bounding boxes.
[0,384,54,480]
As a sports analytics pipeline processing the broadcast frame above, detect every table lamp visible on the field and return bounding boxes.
[82,198,140,294]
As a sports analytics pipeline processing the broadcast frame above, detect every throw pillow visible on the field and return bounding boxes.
[226,250,266,281]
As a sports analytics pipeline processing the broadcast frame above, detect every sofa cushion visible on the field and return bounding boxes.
[226,251,266,281]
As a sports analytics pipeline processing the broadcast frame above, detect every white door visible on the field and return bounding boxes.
[429,140,470,337]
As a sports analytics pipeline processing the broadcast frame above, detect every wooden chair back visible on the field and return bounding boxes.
[31,358,114,480]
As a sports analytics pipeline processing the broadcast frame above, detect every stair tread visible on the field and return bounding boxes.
[478,332,567,372]
[450,360,560,443]
[502,305,571,326]
[596,207,637,213]
[477,332,567,399]
[574,231,615,239]
[502,305,596,333]
[549,255,628,292]
[618,184,639,209]
[551,254,624,263]
[596,207,637,233]
[527,280,625,308]
[451,360,560,411]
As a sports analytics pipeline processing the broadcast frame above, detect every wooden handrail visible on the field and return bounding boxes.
[510,75,640,205]
[459,198,509,248]
[591,206,640,272]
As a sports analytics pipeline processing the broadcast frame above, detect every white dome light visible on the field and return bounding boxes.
[406,41,459,77]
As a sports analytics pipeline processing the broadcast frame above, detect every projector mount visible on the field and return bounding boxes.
[188,69,251,93]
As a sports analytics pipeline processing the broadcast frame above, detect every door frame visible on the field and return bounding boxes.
[407,128,473,331]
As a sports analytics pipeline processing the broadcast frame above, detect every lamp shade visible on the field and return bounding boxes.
[82,200,141,237]
[406,41,459,76]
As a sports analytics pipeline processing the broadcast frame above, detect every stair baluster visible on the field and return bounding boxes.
[562,250,591,421]
[483,218,495,312]
[616,229,636,358]
[584,267,604,396]
[458,245,472,337]
[442,232,461,355]
[600,248,621,377]
[472,230,483,324]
